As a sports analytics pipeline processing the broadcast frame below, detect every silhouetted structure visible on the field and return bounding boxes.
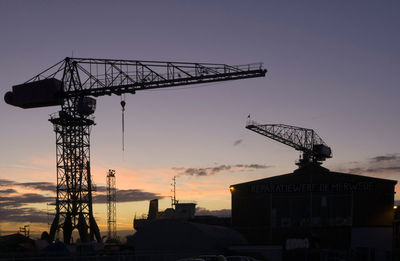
[230,164,396,260]
[128,219,247,261]
[246,119,332,167]
[393,206,400,259]
[0,233,35,253]
[4,57,266,244]
[134,199,197,230]
[107,169,117,241]
[148,199,159,220]
[19,225,30,238]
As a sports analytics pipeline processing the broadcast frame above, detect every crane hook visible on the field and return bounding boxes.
[121,98,126,152]
[121,100,126,111]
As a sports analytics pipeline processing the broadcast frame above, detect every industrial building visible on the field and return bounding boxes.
[230,164,396,260]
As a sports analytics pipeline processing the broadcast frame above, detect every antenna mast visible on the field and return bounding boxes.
[107,169,117,241]
[19,225,30,238]
[171,176,177,208]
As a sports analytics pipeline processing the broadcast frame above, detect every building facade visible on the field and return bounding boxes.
[230,164,396,260]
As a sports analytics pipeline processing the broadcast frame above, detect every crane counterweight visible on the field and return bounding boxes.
[5,78,63,108]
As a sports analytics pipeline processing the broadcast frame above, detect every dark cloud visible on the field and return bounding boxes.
[94,185,107,193]
[0,177,160,204]
[0,201,23,208]
[183,165,231,176]
[238,164,269,169]
[0,193,54,206]
[0,179,15,187]
[184,168,208,176]
[0,207,49,223]
[15,193,54,204]
[348,161,360,164]
[195,207,231,217]
[0,179,56,192]
[347,167,364,174]
[233,139,243,146]
[0,188,161,205]
[93,189,162,203]
[342,166,400,175]
[336,153,400,176]
[117,189,162,202]
[16,182,55,192]
[0,188,17,195]
[0,179,161,224]
[210,165,232,174]
[365,166,400,173]
[178,164,271,176]
[370,154,400,163]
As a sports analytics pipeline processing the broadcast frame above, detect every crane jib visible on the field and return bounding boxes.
[4,69,266,109]
[246,120,332,167]
[65,69,266,97]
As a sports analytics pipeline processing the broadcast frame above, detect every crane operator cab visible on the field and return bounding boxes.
[313,144,332,160]
[77,96,96,115]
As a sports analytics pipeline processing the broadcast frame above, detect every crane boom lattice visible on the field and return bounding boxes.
[246,119,332,167]
[6,58,266,108]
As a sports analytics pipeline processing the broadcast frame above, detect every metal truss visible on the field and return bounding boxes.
[49,115,100,244]
[25,57,266,98]
[106,170,116,241]
[246,119,331,166]
[47,62,101,244]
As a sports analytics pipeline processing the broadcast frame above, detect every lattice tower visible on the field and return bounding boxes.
[107,169,117,240]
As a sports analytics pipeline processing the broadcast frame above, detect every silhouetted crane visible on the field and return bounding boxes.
[4,57,266,244]
[246,118,332,167]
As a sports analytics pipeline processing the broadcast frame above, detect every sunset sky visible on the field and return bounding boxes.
[0,1,399,237]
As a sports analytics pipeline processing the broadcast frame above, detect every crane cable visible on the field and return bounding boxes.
[121,94,126,152]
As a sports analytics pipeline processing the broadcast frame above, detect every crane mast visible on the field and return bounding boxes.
[246,119,332,167]
[4,57,266,244]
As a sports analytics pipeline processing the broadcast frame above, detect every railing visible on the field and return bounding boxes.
[245,118,258,128]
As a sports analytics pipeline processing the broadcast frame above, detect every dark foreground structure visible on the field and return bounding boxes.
[231,164,397,261]
[128,219,247,260]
